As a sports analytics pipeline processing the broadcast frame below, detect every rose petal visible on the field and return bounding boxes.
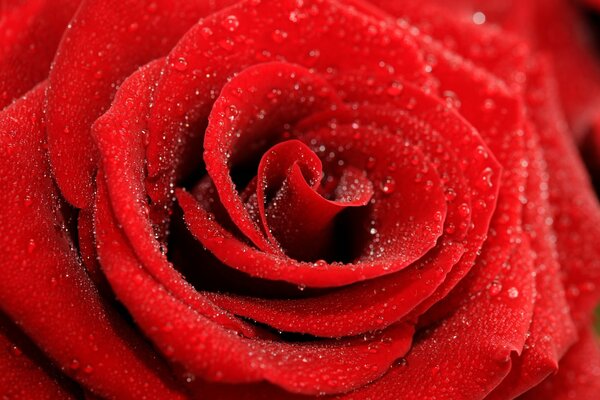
[0,313,77,399]
[486,124,577,399]
[45,0,236,207]
[0,0,79,109]
[336,238,536,400]
[520,326,600,400]
[0,84,185,399]
[203,62,344,253]
[93,58,261,338]
[197,84,497,335]
[526,59,600,326]
[254,139,373,260]
[146,0,430,208]
[96,175,414,395]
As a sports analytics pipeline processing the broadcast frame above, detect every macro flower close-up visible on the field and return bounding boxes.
[1,0,600,399]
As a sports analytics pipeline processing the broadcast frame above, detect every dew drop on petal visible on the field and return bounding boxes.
[380,177,396,195]
[27,239,36,254]
[472,11,486,25]
[221,15,240,32]
[271,29,288,43]
[458,203,470,217]
[480,167,494,188]
[69,359,80,370]
[386,82,404,96]
[10,346,22,357]
[201,27,214,39]
[488,280,502,297]
[219,39,235,51]
[174,57,188,72]
[146,2,158,13]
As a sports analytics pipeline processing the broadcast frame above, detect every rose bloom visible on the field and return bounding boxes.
[1,0,600,399]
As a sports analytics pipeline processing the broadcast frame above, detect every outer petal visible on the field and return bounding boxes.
[487,125,577,399]
[0,0,79,109]
[0,85,185,399]
[45,0,236,207]
[525,59,600,326]
[0,314,76,400]
[336,239,536,400]
[520,327,600,400]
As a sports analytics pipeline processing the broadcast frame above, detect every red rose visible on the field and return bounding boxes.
[1,0,600,399]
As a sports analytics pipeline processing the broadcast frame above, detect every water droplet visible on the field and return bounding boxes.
[221,15,239,32]
[201,27,214,38]
[386,82,404,96]
[366,156,377,170]
[442,90,461,109]
[458,203,470,217]
[69,359,80,370]
[380,177,396,195]
[488,280,502,297]
[313,259,327,268]
[395,358,407,367]
[219,39,235,51]
[164,345,175,356]
[226,105,239,120]
[147,2,158,13]
[482,99,496,110]
[27,239,36,254]
[271,29,288,43]
[133,273,143,284]
[304,49,320,66]
[83,365,94,374]
[23,196,33,207]
[472,11,486,25]
[507,287,519,299]
[173,57,188,72]
[480,167,494,188]
[10,346,22,356]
